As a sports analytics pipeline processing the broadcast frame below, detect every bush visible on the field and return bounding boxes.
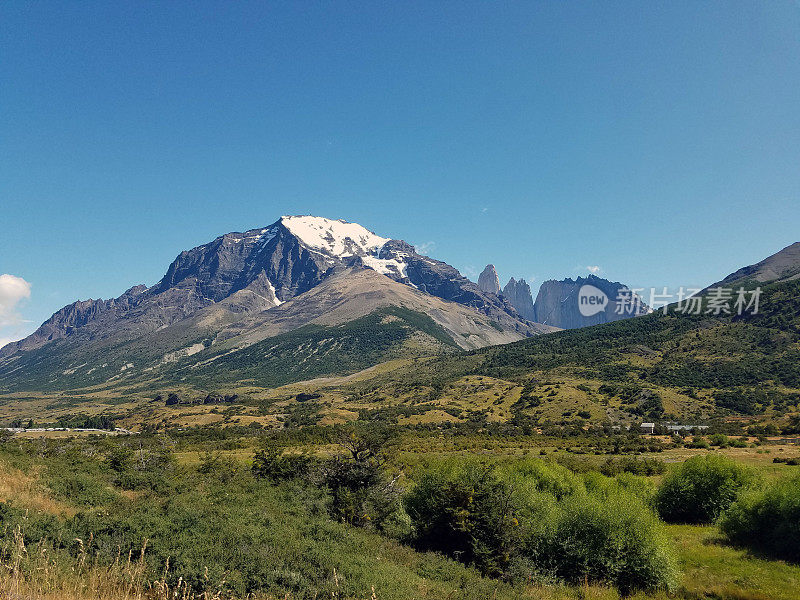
[404,461,519,577]
[686,436,710,449]
[655,454,756,523]
[503,458,582,499]
[251,443,315,481]
[600,456,666,477]
[709,434,730,447]
[719,473,800,562]
[526,490,678,594]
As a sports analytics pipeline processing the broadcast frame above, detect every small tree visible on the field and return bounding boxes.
[320,428,401,530]
[404,461,519,577]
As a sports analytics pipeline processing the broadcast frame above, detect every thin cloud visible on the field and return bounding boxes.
[461,265,479,280]
[415,241,436,255]
[586,265,602,275]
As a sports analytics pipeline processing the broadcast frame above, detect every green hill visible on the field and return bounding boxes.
[332,278,800,425]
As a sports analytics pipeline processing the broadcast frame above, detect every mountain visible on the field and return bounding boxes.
[0,216,552,393]
[532,274,649,329]
[478,264,501,295]
[502,278,536,321]
[702,242,800,291]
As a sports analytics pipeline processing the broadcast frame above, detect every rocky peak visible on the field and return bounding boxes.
[532,274,648,329]
[502,277,535,321]
[478,264,501,295]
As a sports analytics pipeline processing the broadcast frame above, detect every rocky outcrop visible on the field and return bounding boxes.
[478,264,501,295]
[502,278,536,321]
[532,274,649,329]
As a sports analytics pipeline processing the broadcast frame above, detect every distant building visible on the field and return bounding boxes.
[666,424,709,434]
[639,422,709,435]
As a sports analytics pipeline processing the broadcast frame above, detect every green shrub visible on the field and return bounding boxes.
[502,458,582,499]
[600,456,667,477]
[251,443,315,481]
[525,490,678,594]
[709,434,730,447]
[405,459,677,593]
[686,436,710,449]
[582,471,657,505]
[720,473,800,562]
[655,454,756,523]
[404,461,519,577]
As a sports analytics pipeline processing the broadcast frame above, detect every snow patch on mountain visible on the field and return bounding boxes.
[265,279,283,305]
[360,255,408,279]
[281,216,389,257]
[255,226,278,248]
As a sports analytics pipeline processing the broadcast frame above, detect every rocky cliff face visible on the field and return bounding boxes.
[532,274,649,329]
[478,264,501,295]
[374,246,522,325]
[502,278,536,321]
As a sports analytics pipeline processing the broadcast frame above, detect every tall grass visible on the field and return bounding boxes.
[0,523,228,600]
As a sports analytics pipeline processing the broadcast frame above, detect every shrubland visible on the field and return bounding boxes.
[1,420,800,599]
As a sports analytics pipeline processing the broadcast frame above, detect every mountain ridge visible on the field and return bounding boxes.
[702,242,800,292]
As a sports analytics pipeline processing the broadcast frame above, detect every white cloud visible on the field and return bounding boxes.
[586,265,602,275]
[461,265,478,280]
[0,274,32,348]
[415,241,436,255]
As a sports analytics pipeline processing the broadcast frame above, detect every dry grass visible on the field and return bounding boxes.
[0,464,73,516]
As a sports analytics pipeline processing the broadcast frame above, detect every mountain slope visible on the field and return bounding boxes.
[0,268,553,393]
[703,242,800,291]
[209,268,552,350]
[326,273,800,424]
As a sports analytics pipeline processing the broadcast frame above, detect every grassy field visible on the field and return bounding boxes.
[1,427,799,600]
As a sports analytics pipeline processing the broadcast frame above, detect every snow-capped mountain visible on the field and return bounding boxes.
[0,216,551,392]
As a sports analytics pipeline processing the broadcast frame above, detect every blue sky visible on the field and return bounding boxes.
[2,1,799,345]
